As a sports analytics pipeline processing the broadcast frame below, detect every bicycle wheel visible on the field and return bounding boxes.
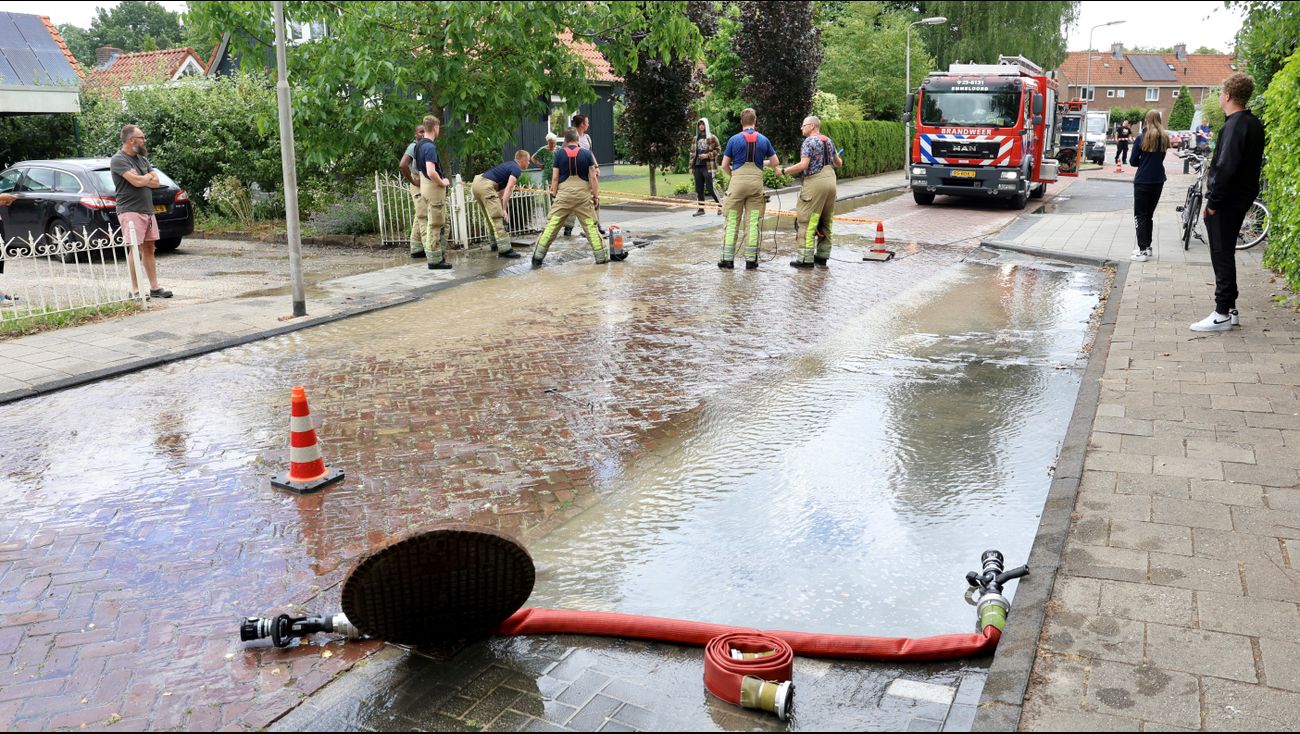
[1235,199,1269,250]
[1182,192,1200,250]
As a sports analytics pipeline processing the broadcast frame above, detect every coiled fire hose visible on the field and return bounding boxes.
[240,527,1026,722]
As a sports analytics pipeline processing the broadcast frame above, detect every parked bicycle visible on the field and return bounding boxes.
[1174,151,1269,250]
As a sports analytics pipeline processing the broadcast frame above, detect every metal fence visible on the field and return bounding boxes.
[374,172,551,249]
[1,225,149,327]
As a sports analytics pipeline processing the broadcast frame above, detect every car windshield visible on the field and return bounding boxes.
[1087,117,1107,134]
[91,168,178,191]
[921,91,1021,127]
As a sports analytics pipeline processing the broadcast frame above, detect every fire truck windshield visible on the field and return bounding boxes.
[921,90,1021,128]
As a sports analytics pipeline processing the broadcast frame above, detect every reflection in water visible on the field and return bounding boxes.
[528,257,1104,638]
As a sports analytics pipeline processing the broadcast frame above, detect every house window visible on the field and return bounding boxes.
[1116,89,1126,98]
[548,97,569,136]
[1146,88,1159,102]
[1172,89,1180,98]
[1081,86,1095,101]
[1106,89,1115,98]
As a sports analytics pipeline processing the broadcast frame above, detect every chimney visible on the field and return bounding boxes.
[1111,42,1124,60]
[95,46,123,67]
[1174,43,1187,61]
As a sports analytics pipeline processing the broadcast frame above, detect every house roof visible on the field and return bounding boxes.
[1057,50,1238,89]
[88,47,207,92]
[0,11,82,114]
[559,31,620,85]
[39,16,84,78]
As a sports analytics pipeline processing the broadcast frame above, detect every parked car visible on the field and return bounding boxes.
[1167,130,1194,150]
[0,158,193,261]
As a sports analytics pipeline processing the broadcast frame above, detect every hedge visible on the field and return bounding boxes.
[1261,51,1300,291]
[820,120,906,178]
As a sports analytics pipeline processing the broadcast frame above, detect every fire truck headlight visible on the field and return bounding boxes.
[911,167,925,176]
[1000,171,1020,180]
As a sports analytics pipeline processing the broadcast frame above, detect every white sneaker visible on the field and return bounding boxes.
[1230,309,1240,326]
[1190,312,1234,332]
[1130,250,1151,262]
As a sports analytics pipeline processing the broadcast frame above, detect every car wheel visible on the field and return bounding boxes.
[155,237,182,253]
[913,190,935,205]
[46,219,81,263]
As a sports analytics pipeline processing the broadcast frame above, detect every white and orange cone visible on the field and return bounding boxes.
[864,221,895,261]
[271,386,344,494]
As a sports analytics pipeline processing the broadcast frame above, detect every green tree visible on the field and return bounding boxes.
[618,1,710,196]
[1200,88,1226,133]
[736,0,822,154]
[697,2,746,137]
[1194,46,1222,55]
[87,1,185,55]
[1260,50,1300,289]
[1228,1,1300,101]
[916,1,1079,69]
[820,2,934,121]
[187,2,702,172]
[1169,85,1195,128]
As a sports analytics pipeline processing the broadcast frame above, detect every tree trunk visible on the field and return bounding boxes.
[649,166,657,198]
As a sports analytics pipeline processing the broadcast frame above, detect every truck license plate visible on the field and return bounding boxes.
[950,170,976,178]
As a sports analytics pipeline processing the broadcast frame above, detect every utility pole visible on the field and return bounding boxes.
[274,0,307,318]
[905,17,948,180]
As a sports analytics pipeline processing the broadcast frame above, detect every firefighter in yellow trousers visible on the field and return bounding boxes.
[471,150,532,258]
[531,127,608,266]
[718,107,780,269]
[780,116,842,268]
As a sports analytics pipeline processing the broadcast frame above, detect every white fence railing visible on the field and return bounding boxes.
[374,171,551,249]
[0,225,149,327]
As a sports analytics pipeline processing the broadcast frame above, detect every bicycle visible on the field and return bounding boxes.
[1174,150,1270,251]
[1175,151,1206,251]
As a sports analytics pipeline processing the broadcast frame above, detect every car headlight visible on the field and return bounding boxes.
[911,167,925,176]
[1000,171,1019,180]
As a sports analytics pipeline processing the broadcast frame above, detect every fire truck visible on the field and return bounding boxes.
[906,55,1078,210]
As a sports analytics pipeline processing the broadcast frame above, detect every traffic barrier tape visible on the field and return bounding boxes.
[518,186,885,226]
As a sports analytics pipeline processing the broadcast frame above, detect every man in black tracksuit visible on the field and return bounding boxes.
[1191,73,1265,333]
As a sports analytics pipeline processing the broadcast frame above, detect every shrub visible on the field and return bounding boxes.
[306,192,379,235]
[673,180,692,195]
[821,120,906,177]
[205,176,254,229]
[763,167,794,189]
[1169,86,1195,129]
[714,168,728,195]
[252,190,286,221]
[1261,51,1300,291]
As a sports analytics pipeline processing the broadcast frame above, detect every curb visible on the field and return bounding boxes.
[972,257,1130,731]
[980,239,1116,267]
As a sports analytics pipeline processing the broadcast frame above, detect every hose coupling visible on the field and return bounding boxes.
[976,592,1010,632]
[739,676,793,721]
[730,649,777,660]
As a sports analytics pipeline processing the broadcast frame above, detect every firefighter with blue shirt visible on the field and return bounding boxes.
[530,127,608,266]
[718,107,779,270]
[472,150,532,258]
[416,115,452,270]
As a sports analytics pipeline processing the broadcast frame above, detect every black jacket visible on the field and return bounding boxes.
[1206,109,1265,209]
[1129,133,1168,185]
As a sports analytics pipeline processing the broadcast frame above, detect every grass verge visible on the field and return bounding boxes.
[0,300,143,339]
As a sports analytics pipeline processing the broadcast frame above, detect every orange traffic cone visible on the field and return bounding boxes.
[875,221,886,246]
[1114,159,1124,173]
[271,386,344,494]
[864,221,896,262]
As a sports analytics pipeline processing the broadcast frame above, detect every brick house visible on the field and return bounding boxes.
[87,46,208,97]
[1055,43,1239,123]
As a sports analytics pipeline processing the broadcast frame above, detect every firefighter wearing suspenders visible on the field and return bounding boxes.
[531,127,609,266]
[416,115,453,270]
[718,108,780,269]
[780,116,842,268]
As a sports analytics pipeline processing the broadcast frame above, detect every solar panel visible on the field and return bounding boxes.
[0,12,80,88]
[1127,54,1176,81]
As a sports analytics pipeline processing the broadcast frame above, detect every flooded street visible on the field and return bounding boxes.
[0,197,1108,730]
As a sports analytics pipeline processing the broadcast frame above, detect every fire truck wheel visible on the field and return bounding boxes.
[1007,190,1029,210]
[912,191,936,206]
[1029,184,1046,200]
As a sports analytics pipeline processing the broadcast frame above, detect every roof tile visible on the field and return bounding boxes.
[87,47,207,93]
[1056,51,1238,90]
[39,15,84,79]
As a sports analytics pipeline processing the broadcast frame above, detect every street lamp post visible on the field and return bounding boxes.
[906,16,947,180]
[1085,20,1126,107]
[273,0,307,318]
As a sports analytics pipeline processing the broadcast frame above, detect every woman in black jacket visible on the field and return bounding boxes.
[1128,109,1169,262]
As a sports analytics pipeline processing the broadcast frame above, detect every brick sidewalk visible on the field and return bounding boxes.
[1000,178,1300,728]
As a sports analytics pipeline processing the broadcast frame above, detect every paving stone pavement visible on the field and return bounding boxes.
[999,167,1300,730]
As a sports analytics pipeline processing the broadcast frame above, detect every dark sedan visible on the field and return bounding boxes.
[0,158,193,259]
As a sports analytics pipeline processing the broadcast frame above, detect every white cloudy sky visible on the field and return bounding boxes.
[5,0,1246,54]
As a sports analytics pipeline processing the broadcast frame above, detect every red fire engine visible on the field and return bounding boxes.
[906,55,1079,210]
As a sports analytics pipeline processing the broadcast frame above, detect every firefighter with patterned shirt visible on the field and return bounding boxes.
[531,127,608,266]
[718,107,779,270]
[780,116,842,268]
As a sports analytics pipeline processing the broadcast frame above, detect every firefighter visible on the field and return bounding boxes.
[779,116,842,268]
[531,127,608,266]
[718,107,779,269]
[416,115,452,270]
[398,124,428,259]
[471,150,532,258]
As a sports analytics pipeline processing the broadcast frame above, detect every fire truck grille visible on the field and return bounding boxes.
[931,140,1001,160]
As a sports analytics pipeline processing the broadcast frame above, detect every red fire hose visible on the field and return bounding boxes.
[496,608,1002,718]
